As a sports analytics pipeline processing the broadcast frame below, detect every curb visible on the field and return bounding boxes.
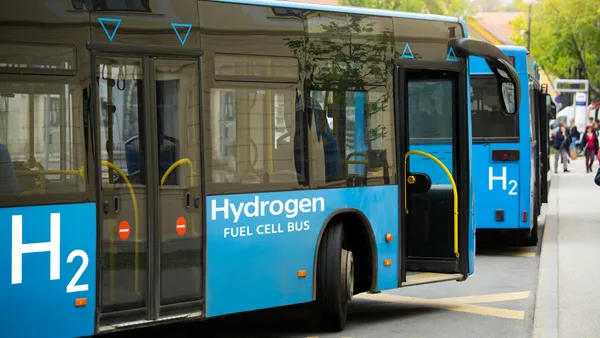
[532,172,558,338]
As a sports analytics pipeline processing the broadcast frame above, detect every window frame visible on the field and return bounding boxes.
[204,81,309,196]
[307,84,396,188]
[0,73,96,208]
[406,75,456,145]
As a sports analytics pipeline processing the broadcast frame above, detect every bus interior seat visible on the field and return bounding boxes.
[158,135,178,185]
[124,136,141,183]
[310,98,342,182]
[0,144,20,196]
[123,135,178,185]
[12,161,36,191]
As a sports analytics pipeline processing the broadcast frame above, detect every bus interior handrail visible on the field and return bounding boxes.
[404,150,459,258]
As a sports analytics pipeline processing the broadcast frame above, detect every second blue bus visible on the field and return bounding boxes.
[469,46,553,245]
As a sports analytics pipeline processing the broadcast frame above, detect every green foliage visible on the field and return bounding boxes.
[510,0,600,101]
[341,0,476,18]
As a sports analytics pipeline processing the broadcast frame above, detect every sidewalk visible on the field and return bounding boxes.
[533,157,600,338]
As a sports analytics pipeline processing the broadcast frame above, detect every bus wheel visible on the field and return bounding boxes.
[316,222,354,332]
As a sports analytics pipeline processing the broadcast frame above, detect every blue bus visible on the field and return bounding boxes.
[0,0,520,336]
[469,46,552,245]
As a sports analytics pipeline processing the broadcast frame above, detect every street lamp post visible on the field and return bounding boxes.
[527,4,532,50]
[523,0,536,51]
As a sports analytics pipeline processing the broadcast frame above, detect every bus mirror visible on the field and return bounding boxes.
[487,59,520,116]
[501,82,516,115]
[448,38,521,115]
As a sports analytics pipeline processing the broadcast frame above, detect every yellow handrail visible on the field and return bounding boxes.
[161,158,198,236]
[15,166,85,178]
[15,166,86,195]
[404,150,459,258]
[101,160,141,297]
[161,158,194,186]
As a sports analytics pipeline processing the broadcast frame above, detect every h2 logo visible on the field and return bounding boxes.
[488,167,517,195]
[11,213,89,293]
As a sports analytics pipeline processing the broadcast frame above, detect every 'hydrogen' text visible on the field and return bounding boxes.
[211,196,325,224]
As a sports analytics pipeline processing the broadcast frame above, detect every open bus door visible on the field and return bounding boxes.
[538,84,553,204]
[532,82,542,217]
[395,39,521,283]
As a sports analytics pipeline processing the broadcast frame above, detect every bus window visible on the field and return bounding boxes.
[471,76,519,140]
[206,86,305,194]
[0,81,87,197]
[408,79,453,142]
[97,60,145,187]
[309,89,396,188]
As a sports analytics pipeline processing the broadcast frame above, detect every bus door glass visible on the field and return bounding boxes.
[93,54,202,322]
[531,81,542,215]
[396,64,469,277]
[538,90,551,203]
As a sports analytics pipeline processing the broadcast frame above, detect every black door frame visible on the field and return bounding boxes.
[87,42,206,325]
[393,59,469,284]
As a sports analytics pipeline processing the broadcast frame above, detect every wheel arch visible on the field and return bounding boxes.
[312,208,379,299]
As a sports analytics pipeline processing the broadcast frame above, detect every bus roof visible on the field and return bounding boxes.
[497,45,528,55]
[213,0,464,23]
[469,45,531,75]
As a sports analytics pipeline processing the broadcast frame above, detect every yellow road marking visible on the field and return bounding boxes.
[406,272,454,282]
[479,249,537,257]
[436,291,530,304]
[355,290,529,320]
[444,303,524,320]
[509,251,536,257]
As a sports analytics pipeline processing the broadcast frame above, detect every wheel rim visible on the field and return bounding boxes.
[341,249,354,301]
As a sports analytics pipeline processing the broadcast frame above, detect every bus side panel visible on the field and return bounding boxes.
[0,203,96,338]
[205,186,398,317]
[472,144,520,229]
[407,144,453,185]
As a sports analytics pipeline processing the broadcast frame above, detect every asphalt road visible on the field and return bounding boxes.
[106,220,544,338]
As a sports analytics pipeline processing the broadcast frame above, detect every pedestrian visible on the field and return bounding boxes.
[568,118,579,159]
[569,119,579,150]
[583,125,598,173]
[553,121,570,173]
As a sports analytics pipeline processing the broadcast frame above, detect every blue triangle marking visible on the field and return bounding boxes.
[98,18,121,42]
[446,46,458,62]
[401,43,414,59]
[171,23,193,46]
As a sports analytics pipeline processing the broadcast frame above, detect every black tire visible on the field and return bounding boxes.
[522,212,538,246]
[316,222,353,332]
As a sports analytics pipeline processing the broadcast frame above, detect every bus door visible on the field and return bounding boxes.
[531,80,542,217]
[91,48,204,325]
[538,85,552,203]
[395,61,470,279]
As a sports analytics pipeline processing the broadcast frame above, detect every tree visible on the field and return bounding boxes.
[510,0,600,101]
[284,14,394,156]
[341,0,476,19]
